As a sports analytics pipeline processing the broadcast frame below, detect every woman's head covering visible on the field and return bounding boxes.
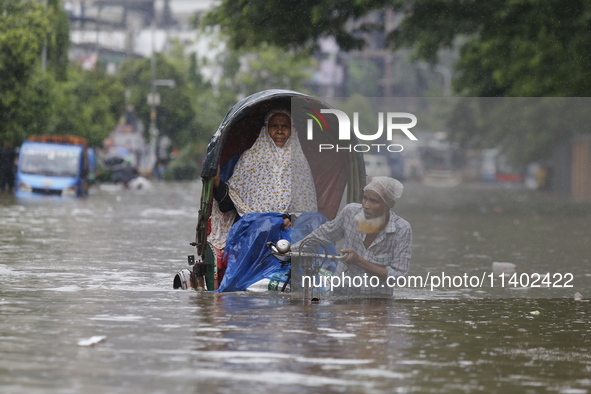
[364,176,403,209]
[264,108,291,128]
[208,109,317,249]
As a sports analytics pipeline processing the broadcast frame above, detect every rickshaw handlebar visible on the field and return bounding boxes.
[273,251,349,261]
[267,240,349,261]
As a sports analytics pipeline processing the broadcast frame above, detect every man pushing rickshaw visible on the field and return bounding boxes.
[173,90,411,297]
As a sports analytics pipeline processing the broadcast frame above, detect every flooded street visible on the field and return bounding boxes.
[1,182,590,393]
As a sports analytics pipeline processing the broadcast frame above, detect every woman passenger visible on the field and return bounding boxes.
[208,109,321,291]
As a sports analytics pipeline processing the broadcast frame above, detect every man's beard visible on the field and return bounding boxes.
[356,211,387,234]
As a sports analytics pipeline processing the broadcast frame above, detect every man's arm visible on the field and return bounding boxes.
[291,205,350,251]
[343,222,412,281]
[385,225,412,278]
[340,248,389,281]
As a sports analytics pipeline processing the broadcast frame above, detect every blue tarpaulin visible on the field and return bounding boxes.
[216,211,335,292]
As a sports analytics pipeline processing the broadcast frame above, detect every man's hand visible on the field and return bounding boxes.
[340,248,388,281]
[341,248,360,265]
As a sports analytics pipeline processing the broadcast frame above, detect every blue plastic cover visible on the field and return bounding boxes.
[216,211,335,292]
[216,213,290,292]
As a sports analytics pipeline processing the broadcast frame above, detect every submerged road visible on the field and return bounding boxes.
[1,182,590,393]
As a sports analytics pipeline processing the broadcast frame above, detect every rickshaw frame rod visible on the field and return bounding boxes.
[277,251,348,261]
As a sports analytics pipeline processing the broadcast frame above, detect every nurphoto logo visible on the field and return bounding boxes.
[305,109,418,153]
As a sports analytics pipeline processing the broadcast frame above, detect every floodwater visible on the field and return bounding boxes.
[1,182,590,393]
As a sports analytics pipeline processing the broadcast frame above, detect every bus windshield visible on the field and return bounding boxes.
[20,148,80,177]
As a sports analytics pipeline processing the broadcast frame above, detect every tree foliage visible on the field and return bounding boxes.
[202,0,388,52]
[46,0,71,81]
[157,36,317,179]
[204,0,591,97]
[0,0,109,148]
[117,54,196,147]
[0,0,51,143]
[389,0,591,97]
[50,67,125,147]
[388,1,591,162]
[226,45,315,96]
[203,0,591,165]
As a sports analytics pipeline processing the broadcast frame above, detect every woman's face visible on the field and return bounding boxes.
[267,113,292,147]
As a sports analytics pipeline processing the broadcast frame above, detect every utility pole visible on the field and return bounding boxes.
[147,12,175,176]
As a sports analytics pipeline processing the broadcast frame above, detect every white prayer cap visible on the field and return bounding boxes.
[364,177,404,208]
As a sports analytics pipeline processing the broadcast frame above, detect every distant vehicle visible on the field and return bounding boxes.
[421,139,463,187]
[481,148,524,183]
[364,154,391,178]
[495,152,524,183]
[16,135,90,197]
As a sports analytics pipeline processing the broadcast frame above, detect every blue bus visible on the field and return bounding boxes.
[16,135,90,197]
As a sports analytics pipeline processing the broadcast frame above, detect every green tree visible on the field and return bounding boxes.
[117,54,196,147]
[233,45,315,95]
[46,0,71,81]
[203,0,591,165]
[202,0,386,52]
[389,0,591,97]
[387,1,591,162]
[0,0,75,144]
[160,35,317,179]
[204,0,591,96]
[50,67,125,146]
[0,0,51,143]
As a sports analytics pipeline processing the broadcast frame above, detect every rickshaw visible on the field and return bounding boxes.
[174,89,366,292]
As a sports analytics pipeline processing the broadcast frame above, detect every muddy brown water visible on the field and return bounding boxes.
[1,182,590,393]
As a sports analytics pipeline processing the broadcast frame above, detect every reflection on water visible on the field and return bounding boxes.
[0,183,590,393]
